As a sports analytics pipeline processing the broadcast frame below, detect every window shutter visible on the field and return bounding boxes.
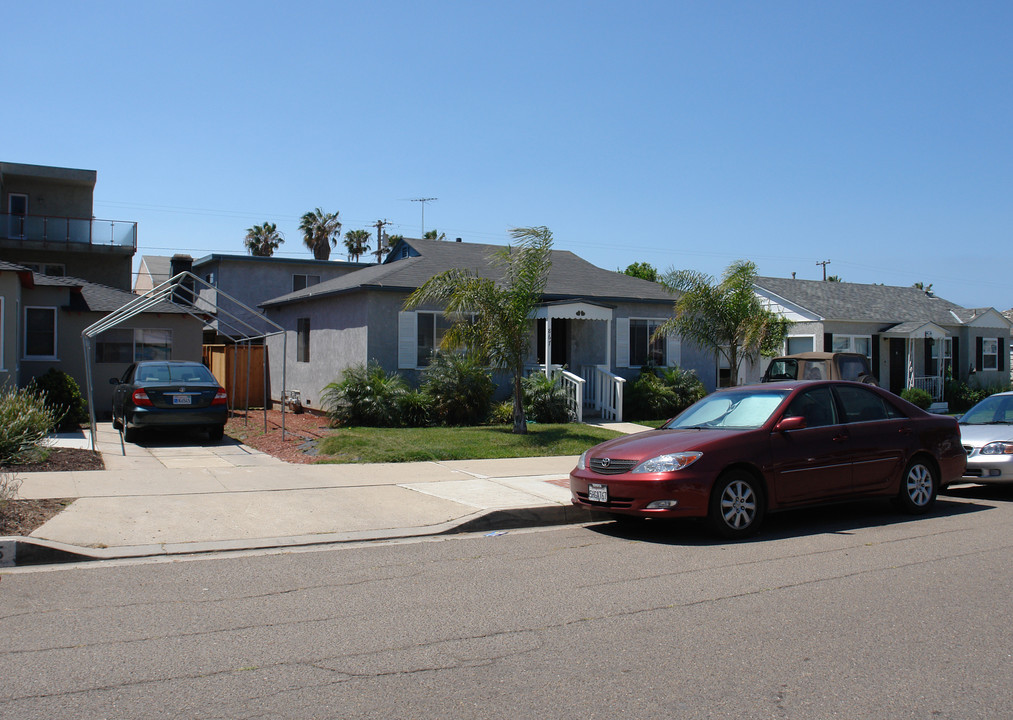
[616,318,630,368]
[871,334,881,380]
[952,337,960,378]
[1000,338,1006,372]
[976,336,983,372]
[666,333,681,367]
[924,339,933,376]
[823,333,833,352]
[398,311,417,369]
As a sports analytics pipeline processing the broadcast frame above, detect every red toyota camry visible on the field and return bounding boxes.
[570,380,965,538]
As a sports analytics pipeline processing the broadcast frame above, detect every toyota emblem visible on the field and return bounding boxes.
[178,387,186,393]
[600,458,611,468]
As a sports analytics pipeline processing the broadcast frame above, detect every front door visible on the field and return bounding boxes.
[551,318,569,366]
[889,338,906,395]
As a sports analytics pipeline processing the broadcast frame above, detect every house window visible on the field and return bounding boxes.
[96,328,173,363]
[417,311,454,366]
[8,193,27,237]
[929,337,952,376]
[786,336,814,355]
[629,319,665,367]
[982,338,999,371]
[204,272,216,285]
[24,307,57,359]
[297,318,310,362]
[293,274,320,292]
[832,335,872,358]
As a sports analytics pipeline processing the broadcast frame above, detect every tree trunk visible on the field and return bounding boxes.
[512,372,527,434]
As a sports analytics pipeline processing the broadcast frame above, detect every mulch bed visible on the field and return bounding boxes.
[1,448,105,538]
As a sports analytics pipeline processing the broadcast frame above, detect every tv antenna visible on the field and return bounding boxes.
[409,197,437,238]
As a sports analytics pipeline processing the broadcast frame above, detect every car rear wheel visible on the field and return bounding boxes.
[708,470,765,539]
[208,425,225,442]
[896,458,937,514]
[123,425,139,443]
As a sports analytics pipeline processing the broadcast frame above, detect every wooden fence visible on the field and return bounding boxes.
[202,344,268,408]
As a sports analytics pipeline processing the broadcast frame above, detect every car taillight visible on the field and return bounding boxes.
[132,389,153,407]
[211,388,228,405]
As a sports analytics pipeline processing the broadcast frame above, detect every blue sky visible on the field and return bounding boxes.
[6,1,1011,309]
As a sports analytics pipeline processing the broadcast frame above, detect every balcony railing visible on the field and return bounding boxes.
[2,213,136,250]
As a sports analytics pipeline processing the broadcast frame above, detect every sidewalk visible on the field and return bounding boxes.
[7,421,649,562]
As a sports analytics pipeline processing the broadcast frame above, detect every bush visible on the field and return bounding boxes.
[34,368,88,429]
[322,363,409,427]
[624,365,707,420]
[421,352,494,426]
[398,390,433,428]
[900,387,933,410]
[488,400,514,425]
[522,372,572,423]
[945,377,1011,413]
[0,384,62,464]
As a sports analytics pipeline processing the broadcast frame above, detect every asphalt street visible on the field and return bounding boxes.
[2,485,1011,720]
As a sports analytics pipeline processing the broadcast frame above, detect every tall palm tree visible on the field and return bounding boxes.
[405,226,553,434]
[243,222,284,257]
[423,229,447,241]
[658,260,790,387]
[299,208,342,260]
[343,229,371,262]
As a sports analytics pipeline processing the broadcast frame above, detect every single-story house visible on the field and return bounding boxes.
[259,237,710,417]
[752,276,1012,399]
[1,261,203,416]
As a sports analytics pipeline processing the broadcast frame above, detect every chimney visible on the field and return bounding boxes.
[456,237,462,243]
[170,254,195,305]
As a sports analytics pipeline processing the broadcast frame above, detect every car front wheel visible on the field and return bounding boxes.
[896,458,937,514]
[708,470,765,539]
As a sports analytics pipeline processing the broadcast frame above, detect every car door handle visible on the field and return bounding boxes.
[898,426,913,435]
[832,433,849,442]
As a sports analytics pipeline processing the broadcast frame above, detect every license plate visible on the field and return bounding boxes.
[588,483,608,503]
[172,395,192,405]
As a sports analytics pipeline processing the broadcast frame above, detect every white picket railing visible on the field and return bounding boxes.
[556,369,585,424]
[581,365,626,421]
[912,376,943,401]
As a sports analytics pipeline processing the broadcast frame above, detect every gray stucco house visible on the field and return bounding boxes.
[260,237,709,418]
[753,276,1012,399]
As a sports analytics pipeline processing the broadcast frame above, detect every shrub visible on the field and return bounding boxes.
[0,384,62,464]
[945,378,1011,413]
[487,400,514,425]
[900,387,933,410]
[624,365,707,420]
[522,372,572,423]
[421,352,495,426]
[398,390,433,428]
[34,368,88,429]
[322,363,409,427]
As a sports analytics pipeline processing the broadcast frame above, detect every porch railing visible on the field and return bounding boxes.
[581,365,625,422]
[2,213,137,249]
[556,369,585,424]
[912,376,943,401]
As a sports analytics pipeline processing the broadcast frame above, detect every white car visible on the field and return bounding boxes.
[958,391,1013,484]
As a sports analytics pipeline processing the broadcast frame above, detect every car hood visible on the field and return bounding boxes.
[586,427,745,461]
[958,423,1013,447]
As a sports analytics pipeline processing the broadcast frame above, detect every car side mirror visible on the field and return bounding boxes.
[776,416,807,432]
[109,377,120,385]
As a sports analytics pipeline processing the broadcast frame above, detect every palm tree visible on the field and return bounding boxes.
[343,229,371,262]
[299,208,342,260]
[405,226,553,434]
[423,229,447,241]
[658,260,790,387]
[243,222,284,257]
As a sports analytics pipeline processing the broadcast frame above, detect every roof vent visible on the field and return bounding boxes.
[456,237,462,243]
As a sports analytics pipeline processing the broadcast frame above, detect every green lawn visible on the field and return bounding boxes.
[314,423,625,463]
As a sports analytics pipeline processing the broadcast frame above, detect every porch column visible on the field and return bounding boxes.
[544,317,551,377]
[606,318,612,370]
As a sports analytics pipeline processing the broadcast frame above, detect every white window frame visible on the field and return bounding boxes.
[982,337,999,371]
[832,334,872,358]
[929,337,952,376]
[23,306,58,360]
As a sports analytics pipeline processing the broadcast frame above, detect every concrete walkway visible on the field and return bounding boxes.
[8,421,652,562]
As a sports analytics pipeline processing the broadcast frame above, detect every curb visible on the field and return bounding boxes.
[1,504,605,567]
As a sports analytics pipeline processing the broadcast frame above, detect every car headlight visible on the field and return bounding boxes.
[576,451,587,470]
[632,451,702,474]
[980,441,1013,455]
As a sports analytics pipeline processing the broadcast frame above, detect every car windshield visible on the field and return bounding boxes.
[959,395,1013,425]
[135,364,216,384]
[765,359,797,381]
[665,389,790,430]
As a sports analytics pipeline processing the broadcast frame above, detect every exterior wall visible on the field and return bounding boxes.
[5,248,132,290]
[264,294,371,411]
[16,283,203,416]
[961,323,1011,388]
[0,167,95,219]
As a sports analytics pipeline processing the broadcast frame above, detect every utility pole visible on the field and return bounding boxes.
[410,197,437,238]
[372,219,390,262]
[816,259,831,281]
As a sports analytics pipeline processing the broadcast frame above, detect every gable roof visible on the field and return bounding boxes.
[31,273,187,314]
[261,237,674,308]
[138,255,173,283]
[753,276,975,327]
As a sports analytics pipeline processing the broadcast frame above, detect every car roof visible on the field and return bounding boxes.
[136,360,206,366]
